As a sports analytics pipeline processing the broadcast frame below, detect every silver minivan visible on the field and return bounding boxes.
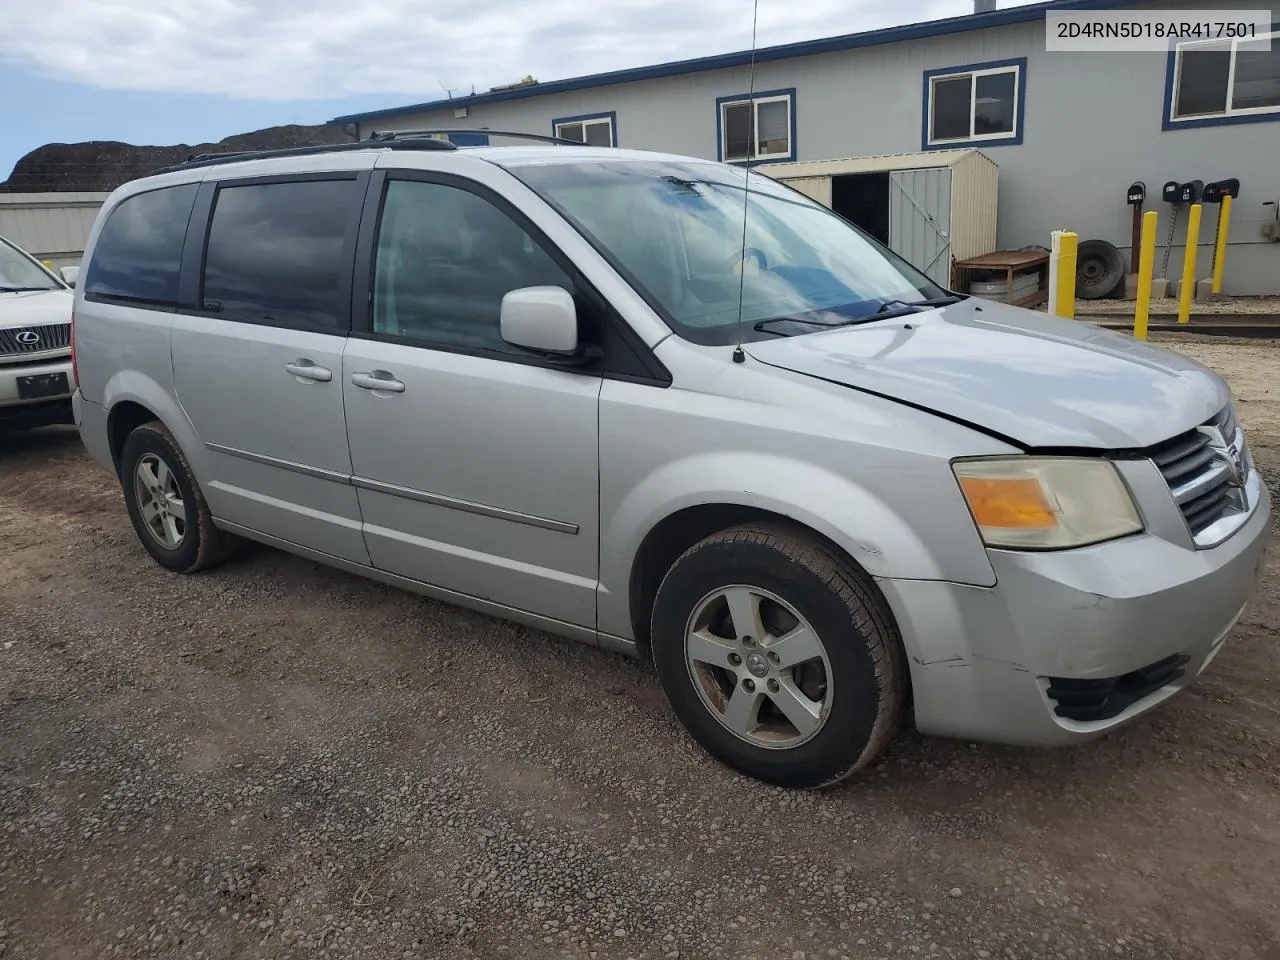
[72,136,1270,787]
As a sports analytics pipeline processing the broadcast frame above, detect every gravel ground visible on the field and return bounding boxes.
[2,338,1279,960]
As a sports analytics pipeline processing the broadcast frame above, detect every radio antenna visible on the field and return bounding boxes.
[732,0,761,364]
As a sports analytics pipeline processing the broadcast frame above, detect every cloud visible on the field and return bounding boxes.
[0,0,1038,101]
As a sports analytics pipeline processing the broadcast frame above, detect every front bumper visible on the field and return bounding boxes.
[0,356,74,428]
[881,474,1271,746]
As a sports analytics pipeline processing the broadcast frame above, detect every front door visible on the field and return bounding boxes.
[171,173,370,563]
[341,174,601,628]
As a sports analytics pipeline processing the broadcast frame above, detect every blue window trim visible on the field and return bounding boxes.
[1162,22,1280,131]
[715,88,798,165]
[921,57,1027,151]
[551,111,619,146]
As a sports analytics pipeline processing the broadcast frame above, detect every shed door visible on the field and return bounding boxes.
[888,168,951,287]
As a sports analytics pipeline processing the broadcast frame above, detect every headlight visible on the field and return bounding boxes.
[952,457,1143,550]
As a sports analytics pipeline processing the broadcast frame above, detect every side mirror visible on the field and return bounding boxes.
[500,286,579,355]
[59,266,79,288]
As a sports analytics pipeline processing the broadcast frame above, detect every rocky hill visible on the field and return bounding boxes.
[0,123,357,193]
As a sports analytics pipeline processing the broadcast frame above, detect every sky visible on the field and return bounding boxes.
[0,0,1042,182]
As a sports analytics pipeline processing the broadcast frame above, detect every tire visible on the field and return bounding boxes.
[650,522,905,789]
[119,422,235,573]
[1076,239,1125,300]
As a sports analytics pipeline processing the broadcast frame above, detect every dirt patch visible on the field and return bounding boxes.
[2,338,1278,959]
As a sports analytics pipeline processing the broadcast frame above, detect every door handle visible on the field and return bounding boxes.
[285,359,333,382]
[351,370,406,393]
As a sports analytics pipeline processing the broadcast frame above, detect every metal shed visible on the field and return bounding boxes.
[0,193,109,269]
[762,150,999,288]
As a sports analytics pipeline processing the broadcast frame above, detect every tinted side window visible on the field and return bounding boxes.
[202,179,359,330]
[84,184,198,304]
[372,180,571,354]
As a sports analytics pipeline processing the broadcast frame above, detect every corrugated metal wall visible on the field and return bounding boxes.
[782,176,832,207]
[0,193,108,268]
[889,168,952,287]
[948,152,999,264]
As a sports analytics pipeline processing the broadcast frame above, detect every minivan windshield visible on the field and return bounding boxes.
[511,158,948,345]
[0,237,62,293]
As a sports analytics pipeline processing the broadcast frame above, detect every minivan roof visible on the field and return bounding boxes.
[150,141,716,179]
[110,141,724,205]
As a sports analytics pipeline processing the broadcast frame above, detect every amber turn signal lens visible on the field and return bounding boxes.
[957,476,1056,529]
[957,478,1054,529]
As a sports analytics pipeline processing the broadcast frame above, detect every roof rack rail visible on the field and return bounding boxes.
[161,136,457,173]
[367,128,597,147]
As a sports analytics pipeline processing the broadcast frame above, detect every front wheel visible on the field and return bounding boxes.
[650,522,905,788]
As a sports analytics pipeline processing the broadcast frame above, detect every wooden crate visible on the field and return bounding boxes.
[952,250,1049,309]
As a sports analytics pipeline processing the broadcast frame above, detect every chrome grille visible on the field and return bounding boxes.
[0,322,71,358]
[1150,406,1252,541]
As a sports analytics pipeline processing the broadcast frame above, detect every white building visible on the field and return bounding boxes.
[333,0,1280,294]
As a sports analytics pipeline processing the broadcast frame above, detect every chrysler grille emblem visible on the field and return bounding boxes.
[1225,440,1245,485]
[1202,425,1246,488]
[15,330,40,345]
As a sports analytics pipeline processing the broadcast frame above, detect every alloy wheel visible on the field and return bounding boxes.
[684,585,833,749]
[133,453,186,549]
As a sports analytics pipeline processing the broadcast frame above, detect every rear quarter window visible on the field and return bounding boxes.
[84,183,199,305]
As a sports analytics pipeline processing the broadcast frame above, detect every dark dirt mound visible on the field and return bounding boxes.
[0,123,356,193]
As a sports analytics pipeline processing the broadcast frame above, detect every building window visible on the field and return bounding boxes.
[1167,30,1280,127]
[553,112,616,146]
[716,89,796,163]
[923,58,1025,148]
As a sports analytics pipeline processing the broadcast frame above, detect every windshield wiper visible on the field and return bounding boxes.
[753,295,964,335]
[752,315,851,335]
[877,294,964,314]
[0,285,51,292]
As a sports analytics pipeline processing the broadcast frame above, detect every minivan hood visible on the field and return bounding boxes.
[744,298,1228,449]
[0,288,73,329]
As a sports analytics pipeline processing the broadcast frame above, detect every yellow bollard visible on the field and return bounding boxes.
[1211,194,1232,294]
[1134,210,1157,341]
[1177,203,1202,324]
[1050,230,1078,319]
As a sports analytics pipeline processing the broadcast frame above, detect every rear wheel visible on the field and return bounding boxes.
[650,522,905,788]
[119,422,235,573]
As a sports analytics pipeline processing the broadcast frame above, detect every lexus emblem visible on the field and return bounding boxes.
[15,330,40,345]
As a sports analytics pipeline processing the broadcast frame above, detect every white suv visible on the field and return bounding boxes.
[71,135,1269,788]
[1,235,75,431]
